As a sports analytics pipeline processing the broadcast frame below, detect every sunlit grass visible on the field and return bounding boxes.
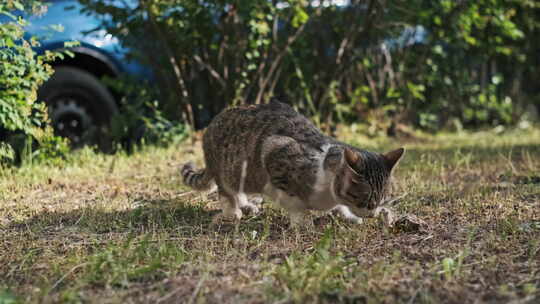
[1,126,539,303]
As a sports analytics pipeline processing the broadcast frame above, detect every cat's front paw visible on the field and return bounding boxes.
[347,217,364,224]
[332,205,364,224]
[314,212,363,226]
[238,195,263,215]
[211,208,243,225]
[241,204,260,215]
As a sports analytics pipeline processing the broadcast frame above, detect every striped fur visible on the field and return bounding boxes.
[181,162,215,191]
[180,100,404,225]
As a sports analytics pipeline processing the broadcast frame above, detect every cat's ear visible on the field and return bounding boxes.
[344,147,360,167]
[341,148,364,195]
[383,147,405,171]
[344,148,361,180]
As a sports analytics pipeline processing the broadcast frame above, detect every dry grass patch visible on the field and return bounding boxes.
[1,127,539,303]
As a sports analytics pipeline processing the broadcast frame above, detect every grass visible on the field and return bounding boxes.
[1,126,539,303]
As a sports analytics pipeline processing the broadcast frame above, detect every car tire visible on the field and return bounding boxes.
[38,66,118,147]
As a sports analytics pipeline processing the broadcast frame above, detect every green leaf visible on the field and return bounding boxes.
[5,38,15,48]
[13,1,25,11]
[292,6,309,28]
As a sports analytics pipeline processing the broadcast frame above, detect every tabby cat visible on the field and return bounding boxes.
[181,100,404,225]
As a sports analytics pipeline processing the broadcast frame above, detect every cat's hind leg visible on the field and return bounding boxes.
[212,189,243,224]
[248,195,264,205]
[237,194,263,215]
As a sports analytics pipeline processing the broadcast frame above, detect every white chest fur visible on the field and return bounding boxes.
[307,143,341,210]
[261,141,342,212]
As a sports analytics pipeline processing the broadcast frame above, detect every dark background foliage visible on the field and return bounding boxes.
[1,0,539,165]
[77,0,540,132]
[0,0,70,165]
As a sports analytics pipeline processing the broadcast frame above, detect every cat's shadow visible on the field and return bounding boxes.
[4,198,306,242]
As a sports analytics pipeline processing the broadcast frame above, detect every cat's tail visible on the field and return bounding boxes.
[181,162,216,191]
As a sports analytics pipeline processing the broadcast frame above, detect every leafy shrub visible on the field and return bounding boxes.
[0,0,70,165]
[78,0,313,129]
[77,0,539,132]
[101,77,189,153]
[398,0,539,129]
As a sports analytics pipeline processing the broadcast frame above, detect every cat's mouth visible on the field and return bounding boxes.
[348,193,408,218]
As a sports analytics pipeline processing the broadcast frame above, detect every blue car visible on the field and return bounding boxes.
[2,0,151,145]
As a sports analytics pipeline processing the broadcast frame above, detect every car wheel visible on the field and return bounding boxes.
[39,66,118,147]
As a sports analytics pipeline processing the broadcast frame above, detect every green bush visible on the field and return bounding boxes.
[398,0,540,129]
[0,0,70,165]
[99,76,189,153]
[78,0,313,129]
[77,0,540,132]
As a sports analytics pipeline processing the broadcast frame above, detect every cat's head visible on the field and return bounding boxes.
[338,147,404,217]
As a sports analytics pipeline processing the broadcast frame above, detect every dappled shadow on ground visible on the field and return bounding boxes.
[2,137,540,303]
[3,195,313,247]
[3,141,539,254]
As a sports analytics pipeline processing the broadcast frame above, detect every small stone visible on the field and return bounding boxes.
[392,214,427,233]
[376,206,427,233]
